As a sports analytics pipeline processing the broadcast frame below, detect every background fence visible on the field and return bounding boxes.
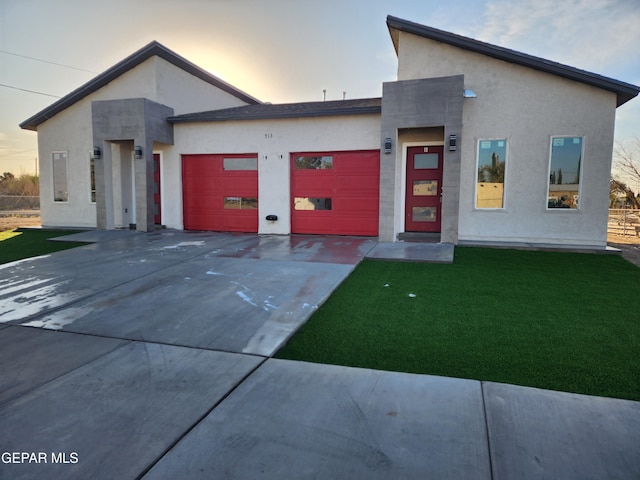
[608,208,640,237]
[0,195,40,212]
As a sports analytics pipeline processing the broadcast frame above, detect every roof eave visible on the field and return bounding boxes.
[168,106,382,124]
[19,41,261,131]
[386,15,640,107]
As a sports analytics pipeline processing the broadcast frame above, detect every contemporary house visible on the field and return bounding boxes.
[20,16,639,248]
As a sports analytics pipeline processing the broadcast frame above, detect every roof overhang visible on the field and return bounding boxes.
[19,41,262,131]
[386,15,639,107]
[168,98,382,124]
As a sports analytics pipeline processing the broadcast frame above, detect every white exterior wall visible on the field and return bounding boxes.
[35,57,249,228]
[38,105,97,227]
[153,58,250,115]
[397,32,617,247]
[165,114,381,234]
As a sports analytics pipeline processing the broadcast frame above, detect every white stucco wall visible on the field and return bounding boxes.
[37,103,97,228]
[396,32,618,247]
[164,114,381,234]
[34,56,251,228]
[153,58,250,114]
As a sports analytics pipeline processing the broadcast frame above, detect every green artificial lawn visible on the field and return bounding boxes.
[276,248,640,401]
[0,228,87,264]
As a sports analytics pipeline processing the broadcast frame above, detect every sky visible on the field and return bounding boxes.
[1,0,639,183]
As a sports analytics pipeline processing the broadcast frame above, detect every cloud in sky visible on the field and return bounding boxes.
[478,0,640,80]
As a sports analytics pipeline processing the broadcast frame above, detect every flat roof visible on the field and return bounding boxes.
[387,15,640,107]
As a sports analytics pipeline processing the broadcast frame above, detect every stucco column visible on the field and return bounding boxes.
[134,137,156,232]
[93,141,108,230]
[440,125,462,244]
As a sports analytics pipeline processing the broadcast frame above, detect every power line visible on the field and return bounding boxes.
[0,83,61,98]
[0,148,37,159]
[0,49,97,74]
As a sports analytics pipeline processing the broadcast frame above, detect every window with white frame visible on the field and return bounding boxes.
[476,139,507,208]
[52,152,68,202]
[547,136,583,209]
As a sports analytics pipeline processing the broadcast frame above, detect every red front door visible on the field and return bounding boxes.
[153,154,161,225]
[405,146,443,232]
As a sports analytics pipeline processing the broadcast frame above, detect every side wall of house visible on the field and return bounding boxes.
[396,31,617,247]
[36,57,250,228]
[165,114,381,233]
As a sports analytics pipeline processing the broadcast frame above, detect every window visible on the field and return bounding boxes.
[412,206,437,222]
[476,139,507,208]
[413,180,438,196]
[224,197,258,209]
[294,197,332,210]
[52,152,68,202]
[295,156,333,169]
[223,157,257,171]
[90,157,96,203]
[547,136,582,209]
[414,153,439,169]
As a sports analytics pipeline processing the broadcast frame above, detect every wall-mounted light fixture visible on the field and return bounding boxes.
[266,215,278,222]
[449,134,457,152]
[134,146,143,160]
[463,89,477,98]
[384,137,392,154]
[92,146,102,160]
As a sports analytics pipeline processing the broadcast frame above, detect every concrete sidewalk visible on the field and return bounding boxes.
[1,231,638,479]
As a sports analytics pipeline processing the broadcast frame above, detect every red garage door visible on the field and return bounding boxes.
[182,154,258,232]
[291,150,380,236]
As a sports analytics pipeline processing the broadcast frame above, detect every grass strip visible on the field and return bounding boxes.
[0,228,87,264]
[276,247,640,401]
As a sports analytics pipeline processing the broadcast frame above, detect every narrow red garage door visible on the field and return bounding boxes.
[182,154,258,232]
[291,150,380,236]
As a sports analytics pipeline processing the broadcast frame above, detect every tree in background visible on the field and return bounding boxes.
[614,138,640,192]
[610,177,640,208]
[0,172,39,196]
[0,172,40,210]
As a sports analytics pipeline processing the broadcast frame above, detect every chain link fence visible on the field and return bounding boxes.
[608,209,640,237]
[0,195,40,215]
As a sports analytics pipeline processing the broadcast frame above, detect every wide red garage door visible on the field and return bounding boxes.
[182,154,258,232]
[291,150,380,236]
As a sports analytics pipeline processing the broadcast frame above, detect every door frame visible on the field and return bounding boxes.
[400,141,444,234]
[153,152,162,225]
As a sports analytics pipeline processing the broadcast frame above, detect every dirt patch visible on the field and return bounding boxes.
[0,215,41,231]
[608,232,640,268]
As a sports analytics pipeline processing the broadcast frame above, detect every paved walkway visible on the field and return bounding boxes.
[0,231,638,479]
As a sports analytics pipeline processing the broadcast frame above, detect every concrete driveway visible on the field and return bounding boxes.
[1,230,639,479]
[1,231,373,356]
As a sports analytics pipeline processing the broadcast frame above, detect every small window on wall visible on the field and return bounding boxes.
[224,197,258,209]
[547,136,582,209]
[476,139,507,208]
[90,157,96,203]
[294,197,332,210]
[223,157,257,171]
[295,156,333,169]
[52,152,68,202]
